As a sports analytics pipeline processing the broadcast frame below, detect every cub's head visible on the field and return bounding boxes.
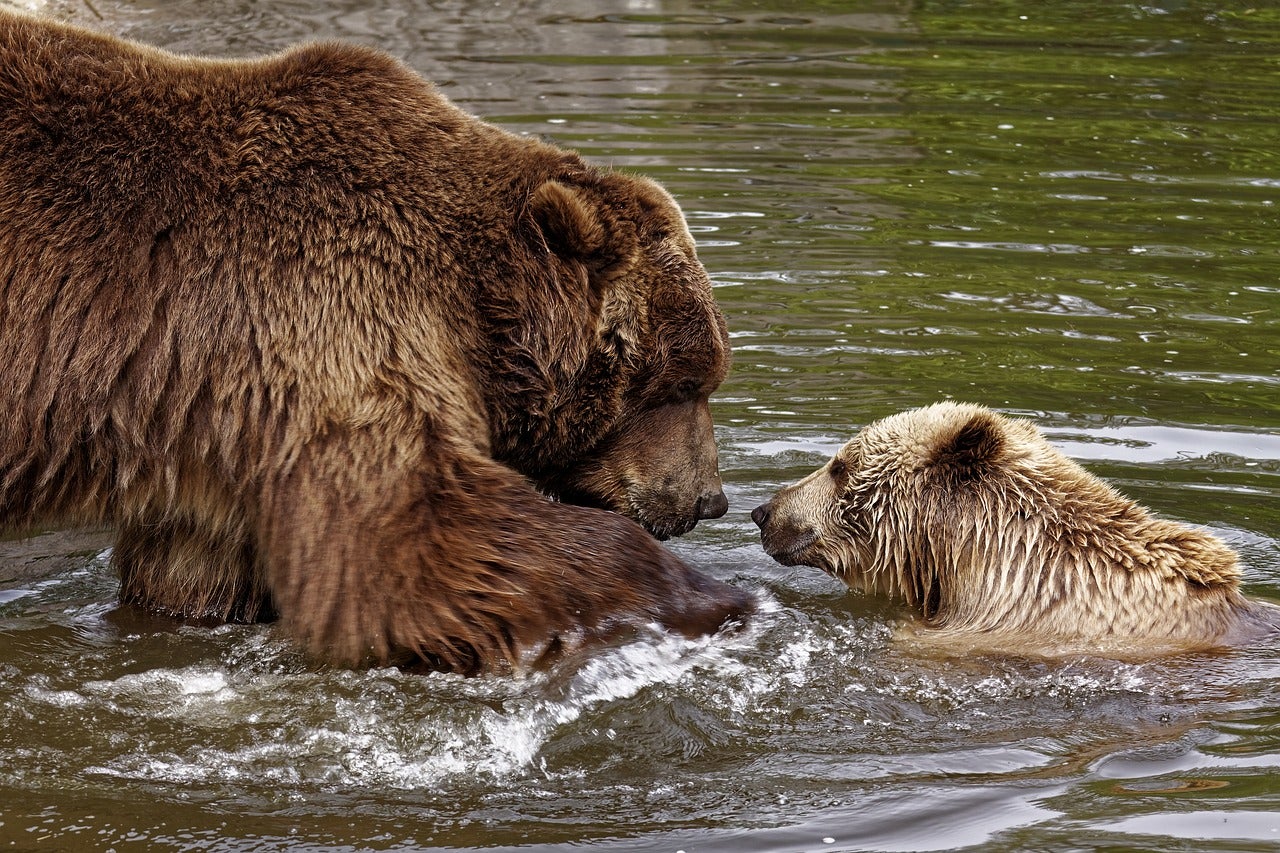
[751,402,1040,600]
[503,168,730,540]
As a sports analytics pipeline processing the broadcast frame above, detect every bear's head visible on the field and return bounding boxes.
[750,402,1047,611]
[488,168,731,540]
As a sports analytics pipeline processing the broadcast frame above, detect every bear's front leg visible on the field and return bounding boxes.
[115,516,273,623]
[259,430,752,672]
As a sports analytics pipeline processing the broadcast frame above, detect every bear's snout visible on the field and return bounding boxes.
[698,489,729,520]
[752,494,824,568]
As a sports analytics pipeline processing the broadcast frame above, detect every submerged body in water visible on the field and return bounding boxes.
[754,402,1280,657]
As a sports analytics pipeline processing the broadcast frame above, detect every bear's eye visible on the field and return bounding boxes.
[672,378,701,402]
[829,458,847,481]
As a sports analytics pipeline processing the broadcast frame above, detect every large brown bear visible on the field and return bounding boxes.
[0,10,752,673]
[753,401,1277,655]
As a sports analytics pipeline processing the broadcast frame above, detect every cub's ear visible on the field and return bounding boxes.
[530,180,637,280]
[930,409,1005,474]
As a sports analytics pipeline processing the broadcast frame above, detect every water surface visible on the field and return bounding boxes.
[2,1,1278,850]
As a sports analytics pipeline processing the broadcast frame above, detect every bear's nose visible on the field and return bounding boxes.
[697,489,729,520]
[750,501,772,529]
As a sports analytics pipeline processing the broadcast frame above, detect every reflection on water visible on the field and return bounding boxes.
[2,0,1279,851]
[1048,423,1280,465]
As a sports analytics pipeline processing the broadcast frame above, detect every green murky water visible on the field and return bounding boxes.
[2,1,1278,850]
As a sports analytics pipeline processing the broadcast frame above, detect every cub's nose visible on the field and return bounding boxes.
[750,501,772,529]
[697,489,729,520]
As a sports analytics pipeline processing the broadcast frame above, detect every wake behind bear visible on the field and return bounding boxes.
[754,401,1279,656]
[0,10,752,674]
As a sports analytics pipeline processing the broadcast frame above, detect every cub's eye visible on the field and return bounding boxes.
[828,458,847,481]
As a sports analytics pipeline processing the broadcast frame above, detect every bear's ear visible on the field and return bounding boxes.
[930,409,1005,474]
[530,180,637,280]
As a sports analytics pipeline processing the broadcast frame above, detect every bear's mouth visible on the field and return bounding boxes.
[761,530,820,567]
[542,483,697,541]
[642,514,698,542]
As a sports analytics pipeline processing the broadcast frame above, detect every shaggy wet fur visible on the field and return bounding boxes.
[754,402,1275,654]
[0,10,751,672]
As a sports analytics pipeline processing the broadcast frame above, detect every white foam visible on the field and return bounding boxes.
[84,667,238,714]
[75,616,776,790]
[878,663,1149,711]
[24,683,87,708]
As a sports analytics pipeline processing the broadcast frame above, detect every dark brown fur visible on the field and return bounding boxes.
[0,10,750,672]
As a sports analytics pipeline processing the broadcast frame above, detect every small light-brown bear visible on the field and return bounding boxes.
[0,10,752,673]
[753,401,1277,655]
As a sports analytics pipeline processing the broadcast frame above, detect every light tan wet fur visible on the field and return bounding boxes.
[753,401,1276,655]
